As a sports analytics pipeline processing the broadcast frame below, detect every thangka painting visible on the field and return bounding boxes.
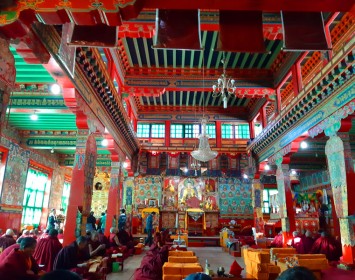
[133,176,162,207]
[218,177,253,217]
[123,177,134,206]
[1,143,30,207]
[162,177,179,210]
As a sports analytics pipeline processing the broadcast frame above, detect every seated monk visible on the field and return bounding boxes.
[53,236,90,270]
[53,236,102,280]
[290,231,304,254]
[97,229,109,248]
[117,229,135,255]
[32,229,63,272]
[0,237,43,280]
[88,231,106,257]
[109,227,122,248]
[0,229,16,250]
[270,231,284,248]
[311,232,342,261]
[302,230,315,254]
[17,229,30,243]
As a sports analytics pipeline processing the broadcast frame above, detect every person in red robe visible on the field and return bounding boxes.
[88,231,106,257]
[53,236,102,280]
[0,229,16,250]
[311,232,342,261]
[270,231,283,248]
[32,229,63,272]
[289,231,304,254]
[0,237,42,280]
[302,230,315,254]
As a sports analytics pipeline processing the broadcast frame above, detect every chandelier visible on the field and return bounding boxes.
[212,58,236,109]
[191,118,218,162]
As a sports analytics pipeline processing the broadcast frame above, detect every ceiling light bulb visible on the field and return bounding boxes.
[30,114,38,121]
[223,96,227,109]
[101,139,108,147]
[184,167,188,173]
[291,170,297,175]
[265,164,270,171]
[243,174,248,179]
[51,148,54,154]
[50,83,61,95]
[300,141,308,149]
[123,162,128,168]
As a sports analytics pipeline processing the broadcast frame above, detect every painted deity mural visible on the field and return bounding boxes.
[218,177,253,217]
[1,143,30,207]
[133,176,162,206]
[123,177,134,206]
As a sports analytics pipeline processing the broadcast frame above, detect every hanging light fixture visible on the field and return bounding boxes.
[191,118,218,162]
[212,54,236,109]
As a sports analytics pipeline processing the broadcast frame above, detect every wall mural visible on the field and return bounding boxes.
[123,177,134,207]
[218,177,253,217]
[133,176,162,207]
[1,143,30,208]
[48,166,65,211]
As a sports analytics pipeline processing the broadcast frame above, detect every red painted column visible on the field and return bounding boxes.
[249,120,255,139]
[63,131,97,245]
[291,63,303,97]
[105,160,121,236]
[165,120,171,147]
[215,121,222,148]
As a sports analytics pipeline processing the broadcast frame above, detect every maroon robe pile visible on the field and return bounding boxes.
[0,235,16,250]
[0,247,40,280]
[302,236,315,254]
[311,236,342,261]
[270,234,283,248]
[33,235,63,272]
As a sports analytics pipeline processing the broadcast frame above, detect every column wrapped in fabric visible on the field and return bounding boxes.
[217,10,265,53]
[281,12,330,51]
[153,9,201,50]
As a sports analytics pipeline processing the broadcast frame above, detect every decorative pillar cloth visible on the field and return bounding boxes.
[63,131,97,245]
[252,178,264,233]
[275,155,296,235]
[325,122,355,265]
[104,161,121,236]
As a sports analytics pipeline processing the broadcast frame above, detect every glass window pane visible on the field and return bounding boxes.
[222,124,233,139]
[263,189,268,201]
[171,124,183,138]
[206,124,216,138]
[27,191,36,207]
[35,192,44,207]
[192,124,200,138]
[236,124,250,139]
[255,123,262,136]
[151,124,165,138]
[137,123,150,137]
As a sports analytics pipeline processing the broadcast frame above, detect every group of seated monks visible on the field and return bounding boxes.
[0,226,138,280]
[270,229,342,262]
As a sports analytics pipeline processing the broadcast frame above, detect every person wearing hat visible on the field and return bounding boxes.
[185,273,212,280]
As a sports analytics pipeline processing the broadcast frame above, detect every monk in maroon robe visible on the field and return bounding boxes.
[311,232,342,261]
[0,229,16,250]
[302,230,315,254]
[33,229,63,272]
[0,237,42,280]
[88,231,106,257]
[270,231,283,248]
